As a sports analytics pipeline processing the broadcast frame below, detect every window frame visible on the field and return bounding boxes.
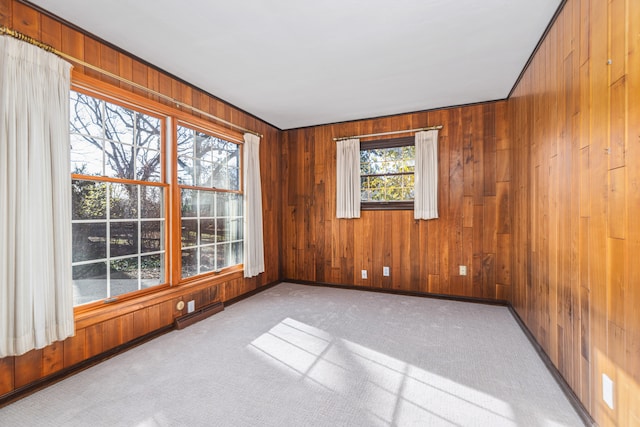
[70,73,247,313]
[70,83,171,310]
[360,136,415,211]
[172,118,245,286]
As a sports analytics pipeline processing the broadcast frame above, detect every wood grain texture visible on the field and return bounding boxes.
[510,0,640,424]
[282,102,511,300]
[0,0,280,401]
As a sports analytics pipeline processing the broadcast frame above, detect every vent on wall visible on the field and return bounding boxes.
[175,301,224,330]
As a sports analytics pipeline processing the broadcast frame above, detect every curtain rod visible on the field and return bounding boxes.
[333,125,443,141]
[0,26,263,138]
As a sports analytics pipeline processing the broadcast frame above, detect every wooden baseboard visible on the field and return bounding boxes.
[507,305,595,427]
[285,279,510,306]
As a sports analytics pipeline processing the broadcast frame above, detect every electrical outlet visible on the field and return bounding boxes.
[383,266,390,276]
[602,373,614,409]
[187,300,195,313]
[361,270,368,279]
[459,265,467,276]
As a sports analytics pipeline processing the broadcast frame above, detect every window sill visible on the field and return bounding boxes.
[73,266,244,328]
[361,201,414,211]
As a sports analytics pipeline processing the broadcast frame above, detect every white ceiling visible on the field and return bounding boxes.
[30,0,561,130]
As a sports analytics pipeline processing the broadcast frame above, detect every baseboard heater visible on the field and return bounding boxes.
[174,301,224,330]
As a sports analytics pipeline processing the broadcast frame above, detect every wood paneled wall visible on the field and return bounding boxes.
[282,102,511,300]
[509,0,640,425]
[0,0,281,400]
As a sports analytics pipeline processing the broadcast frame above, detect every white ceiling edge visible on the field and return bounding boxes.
[28,0,563,130]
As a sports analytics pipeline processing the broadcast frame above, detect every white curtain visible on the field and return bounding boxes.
[0,36,75,357]
[336,138,361,218]
[243,133,265,277]
[414,129,439,220]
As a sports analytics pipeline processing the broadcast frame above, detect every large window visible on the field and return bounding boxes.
[360,136,415,209]
[70,90,167,306]
[177,124,243,279]
[69,86,246,307]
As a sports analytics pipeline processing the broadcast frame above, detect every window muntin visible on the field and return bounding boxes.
[70,90,167,306]
[177,124,243,279]
[360,137,415,208]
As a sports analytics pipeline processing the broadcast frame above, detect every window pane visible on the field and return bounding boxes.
[216,192,229,217]
[181,189,197,217]
[110,257,139,297]
[229,217,243,241]
[216,218,230,242]
[110,184,138,219]
[200,219,216,244]
[199,191,215,217]
[141,254,163,288]
[404,174,415,188]
[177,126,194,156]
[72,180,107,220]
[212,146,227,166]
[141,186,163,218]
[371,188,385,201]
[181,219,198,247]
[360,161,370,175]
[141,221,162,253]
[104,102,134,144]
[217,243,231,269]
[195,132,214,160]
[70,92,103,137]
[136,148,161,182]
[196,160,214,187]
[71,135,103,176]
[72,223,106,262]
[229,167,240,190]
[105,142,135,180]
[73,262,107,305]
[136,115,161,151]
[231,242,243,266]
[177,156,194,186]
[211,165,227,189]
[200,245,215,273]
[229,193,243,217]
[181,248,197,278]
[110,222,138,257]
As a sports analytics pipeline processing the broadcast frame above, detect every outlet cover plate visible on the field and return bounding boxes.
[459,265,467,276]
[361,270,368,279]
[383,266,390,276]
[187,300,195,313]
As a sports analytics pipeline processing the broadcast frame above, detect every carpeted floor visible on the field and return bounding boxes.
[0,282,584,426]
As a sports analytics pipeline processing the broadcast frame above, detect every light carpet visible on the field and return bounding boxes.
[0,282,584,426]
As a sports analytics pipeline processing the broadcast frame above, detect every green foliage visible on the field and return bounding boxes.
[360,145,415,202]
[72,174,106,220]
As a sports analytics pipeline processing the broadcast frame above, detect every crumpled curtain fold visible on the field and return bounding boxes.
[336,138,361,218]
[0,36,75,357]
[243,133,265,277]
[414,129,439,220]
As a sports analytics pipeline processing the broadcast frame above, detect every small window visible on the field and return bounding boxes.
[360,136,414,210]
